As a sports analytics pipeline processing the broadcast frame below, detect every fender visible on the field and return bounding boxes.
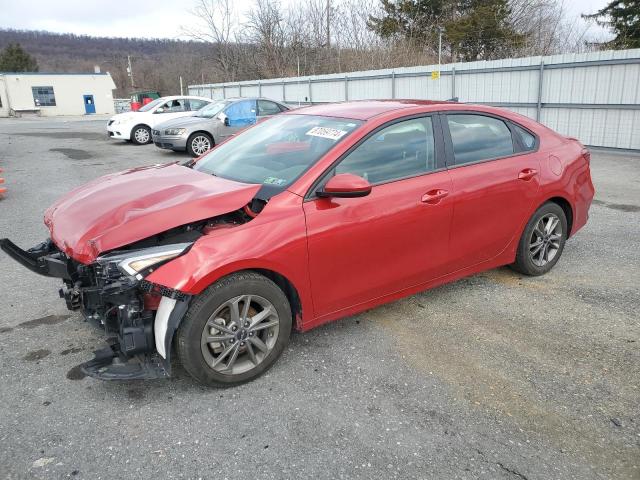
[145,190,314,353]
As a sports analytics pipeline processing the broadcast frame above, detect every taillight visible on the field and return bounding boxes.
[581,148,591,164]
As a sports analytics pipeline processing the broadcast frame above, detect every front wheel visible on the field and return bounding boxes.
[131,125,152,145]
[176,272,292,387]
[511,202,567,276]
[187,132,213,157]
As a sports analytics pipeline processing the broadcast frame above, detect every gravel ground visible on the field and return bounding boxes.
[0,116,638,480]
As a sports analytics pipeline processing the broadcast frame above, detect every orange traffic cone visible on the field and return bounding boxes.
[0,168,6,196]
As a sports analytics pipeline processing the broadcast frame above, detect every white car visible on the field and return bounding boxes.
[107,96,213,145]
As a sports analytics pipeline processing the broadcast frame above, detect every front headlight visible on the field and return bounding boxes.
[111,119,120,125]
[164,128,186,136]
[97,243,191,278]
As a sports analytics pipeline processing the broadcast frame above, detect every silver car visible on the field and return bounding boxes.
[152,97,289,156]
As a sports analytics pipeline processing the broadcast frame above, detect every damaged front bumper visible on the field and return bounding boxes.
[0,238,191,381]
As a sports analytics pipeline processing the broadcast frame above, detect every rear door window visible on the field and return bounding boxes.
[258,100,282,116]
[446,114,514,165]
[188,99,210,111]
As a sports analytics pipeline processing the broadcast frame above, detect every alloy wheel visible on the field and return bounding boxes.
[191,135,211,156]
[134,127,150,143]
[200,294,280,375]
[529,213,562,267]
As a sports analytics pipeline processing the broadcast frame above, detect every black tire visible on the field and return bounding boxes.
[511,202,567,276]
[131,124,152,145]
[176,271,292,387]
[186,132,214,157]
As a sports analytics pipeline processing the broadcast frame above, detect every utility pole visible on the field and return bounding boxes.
[127,55,135,89]
[179,76,184,96]
[438,27,443,73]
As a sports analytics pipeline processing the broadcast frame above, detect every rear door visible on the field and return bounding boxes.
[442,112,542,271]
[257,100,284,121]
[303,115,454,318]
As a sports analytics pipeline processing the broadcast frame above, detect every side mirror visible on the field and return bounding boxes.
[218,112,230,126]
[317,173,372,198]
[155,107,164,114]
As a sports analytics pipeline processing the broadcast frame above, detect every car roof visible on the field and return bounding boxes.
[286,100,458,120]
[158,95,213,101]
[222,97,285,103]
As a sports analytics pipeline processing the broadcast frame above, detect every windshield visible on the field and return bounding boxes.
[195,100,230,118]
[194,115,362,187]
[138,98,164,112]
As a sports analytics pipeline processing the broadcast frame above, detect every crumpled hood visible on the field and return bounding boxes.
[44,163,260,264]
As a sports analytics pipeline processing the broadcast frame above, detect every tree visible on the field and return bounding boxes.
[583,1,640,49]
[0,43,39,72]
[445,0,526,61]
[367,0,449,50]
[181,0,244,81]
[367,0,526,61]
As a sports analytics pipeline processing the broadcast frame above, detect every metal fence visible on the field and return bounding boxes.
[113,98,131,114]
[189,49,640,150]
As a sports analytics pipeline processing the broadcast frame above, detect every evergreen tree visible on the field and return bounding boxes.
[367,0,527,61]
[445,0,526,61]
[584,1,640,49]
[0,43,39,72]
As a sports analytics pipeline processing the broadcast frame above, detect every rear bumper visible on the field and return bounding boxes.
[570,164,595,237]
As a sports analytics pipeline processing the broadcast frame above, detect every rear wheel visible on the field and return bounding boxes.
[187,133,213,157]
[511,202,567,276]
[131,125,151,145]
[176,272,292,387]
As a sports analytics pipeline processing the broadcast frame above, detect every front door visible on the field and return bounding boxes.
[83,95,95,114]
[304,116,454,318]
[220,99,257,140]
[443,113,542,271]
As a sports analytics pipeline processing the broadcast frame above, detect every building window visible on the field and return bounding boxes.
[32,86,56,107]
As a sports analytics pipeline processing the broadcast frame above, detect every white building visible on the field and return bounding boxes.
[0,72,117,117]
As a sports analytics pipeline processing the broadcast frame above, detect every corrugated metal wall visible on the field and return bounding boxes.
[189,49,640,150]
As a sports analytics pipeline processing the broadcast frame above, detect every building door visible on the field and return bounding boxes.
[83,95,96,114]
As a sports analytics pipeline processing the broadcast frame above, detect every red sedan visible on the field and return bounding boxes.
[1,100,594,387]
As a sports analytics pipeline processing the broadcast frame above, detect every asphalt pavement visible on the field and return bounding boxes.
[0,116,638,479]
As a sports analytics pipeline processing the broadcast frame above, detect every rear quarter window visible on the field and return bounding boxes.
[513,124,537,151]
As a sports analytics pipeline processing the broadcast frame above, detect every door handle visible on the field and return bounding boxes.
[518,168,538,181]
[421,189,449,204]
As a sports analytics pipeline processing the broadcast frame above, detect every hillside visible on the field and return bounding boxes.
[0,29,213,97]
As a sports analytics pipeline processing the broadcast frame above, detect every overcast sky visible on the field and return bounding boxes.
[0,0,613,41]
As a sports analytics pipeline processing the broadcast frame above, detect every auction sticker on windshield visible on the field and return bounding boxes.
[306,126,348,141]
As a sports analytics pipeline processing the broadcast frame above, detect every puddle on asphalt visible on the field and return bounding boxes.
[23,349,51,361]
[16,314,70,329]
[49,148,92,160]
[592,199,640,212]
